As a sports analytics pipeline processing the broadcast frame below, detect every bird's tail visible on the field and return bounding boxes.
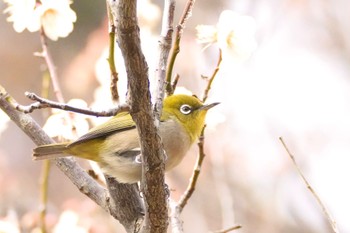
[33,143,70,160]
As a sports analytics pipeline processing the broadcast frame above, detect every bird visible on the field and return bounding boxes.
[33,94,219,183]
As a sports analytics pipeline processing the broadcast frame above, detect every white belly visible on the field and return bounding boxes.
[98,118,192,183]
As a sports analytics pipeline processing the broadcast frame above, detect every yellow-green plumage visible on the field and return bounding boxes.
[33,94,218,183]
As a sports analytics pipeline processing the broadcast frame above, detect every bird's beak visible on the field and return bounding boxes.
[200,102,220,110]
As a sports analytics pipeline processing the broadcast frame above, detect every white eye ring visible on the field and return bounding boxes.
[180,104,192,115]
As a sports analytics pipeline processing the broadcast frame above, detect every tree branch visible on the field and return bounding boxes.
[105,177,145,232]
[176,48,222,212]
[279,137,339,233]
[0,85,108,212]
[112,1,168,232]
[202,49,222,102]
[177,125,206,212]
[36,28,65,103]
[154,0,175,119]
[212,225,242,233]
[165,0,196,95]
[170,45,222,231]
[169,200,184,233]
[106,1,120,102]
[0,86,145,232]
[15,92,130,116]
[39,156,50,233]
[36,26,66,233]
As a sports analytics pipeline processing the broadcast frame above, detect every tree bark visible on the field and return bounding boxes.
[105,177,145,232]
[112,1,169,232]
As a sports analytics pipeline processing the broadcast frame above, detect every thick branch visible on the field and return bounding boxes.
[0,86,145,231]
[0,86,108,212]
[105,177,145,232]
[114,1,168,233]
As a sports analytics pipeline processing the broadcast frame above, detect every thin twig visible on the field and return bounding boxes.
[171,74,180,94]
[154,0,175,120]
[39,160,50,233]
[177,48,222,211]
[37,28,65,103]
[177,125,206,212]
[15,92,130,116]
[38,74,51,233]
[36,27,68,233]
[106,2,119,102]
[279,137,339,233]
[202,49,222,102]
[108,27,120,102]
[212,225,242,233]
[165,0,196,95]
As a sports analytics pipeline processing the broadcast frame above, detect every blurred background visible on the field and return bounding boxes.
[1,0,350,232]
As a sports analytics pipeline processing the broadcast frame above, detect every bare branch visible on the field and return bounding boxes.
[106,1,120,102]
[202,49,222,102]
[0,85,108,212]
[39,160,50,233]
[108,27,120,102]
[36,26,74,233]
[105,176,145,232]
[113,0,168,232]
[279,137,339,233]
[212,225,242,233]
[15,92,130,116]
[178,0,196,27]
[169,200,184,233]
[165,0,196,95]
[154,0,175,120]
[0,86,146,231]
[177,48,222,212]
[177,125,206,212]
[37,28,65,103]
[170,74,180,94]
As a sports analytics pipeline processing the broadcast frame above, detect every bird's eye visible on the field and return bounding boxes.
[180,104,192,115]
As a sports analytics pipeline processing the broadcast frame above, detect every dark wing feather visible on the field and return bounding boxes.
[69,112,136,147]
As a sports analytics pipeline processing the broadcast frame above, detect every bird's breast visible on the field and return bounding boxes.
[159,118,192,171]
[97,118,192,183]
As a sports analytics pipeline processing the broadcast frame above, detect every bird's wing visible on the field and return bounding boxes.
[68,112,136,147]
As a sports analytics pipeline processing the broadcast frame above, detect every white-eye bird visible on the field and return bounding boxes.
[33,94,219,183]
